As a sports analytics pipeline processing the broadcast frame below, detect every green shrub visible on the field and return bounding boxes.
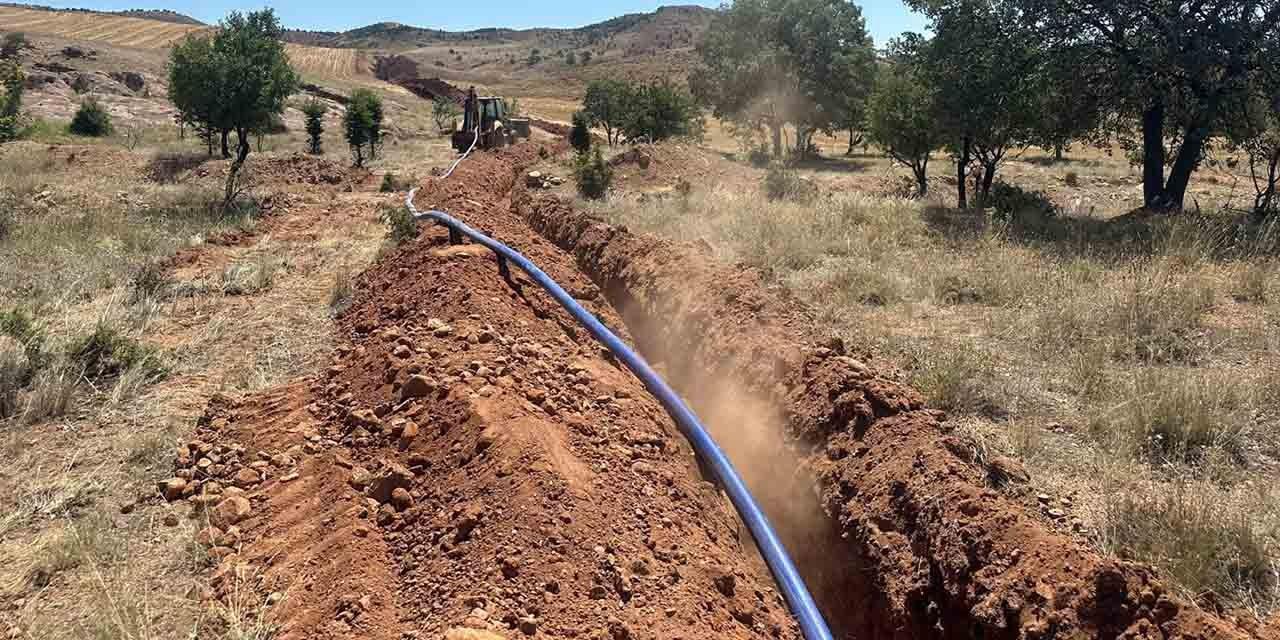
[65,322,163,381]
[985,180,1057,219]
[763,164,813,201]
[379,173,415,193]
[379,204,418,244]
[574,148,613,200]
[569,111,592,153]
[302,98,326,154]
[69,98,112,137]
[619,80,703,143]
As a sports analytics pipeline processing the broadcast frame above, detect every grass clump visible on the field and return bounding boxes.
[1102,484,1277,611]
[379,172,415,193]
[219,255,280,296]
[1092,370,1250,464]
[905,341,1006,419]
[66,322,164,383]
[379,204,418,245]
[763,163,814,202]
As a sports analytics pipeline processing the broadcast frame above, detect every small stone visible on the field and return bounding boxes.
[399,421,420,445]
[158,478,187,502]
[391,487,413,511]
[233,468,261,488]
[211,496,252,527]
[163,513,180,527]
[400,375,435,401]
[519,616,538,635]
[392,344,412,359]
[713,571,736,597]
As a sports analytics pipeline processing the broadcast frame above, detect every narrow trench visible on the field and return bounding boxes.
[555,254,881,639]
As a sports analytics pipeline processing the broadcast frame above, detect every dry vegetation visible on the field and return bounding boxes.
[583,147,1280,615]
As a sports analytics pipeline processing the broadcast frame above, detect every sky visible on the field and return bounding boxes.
[30,1,928,45]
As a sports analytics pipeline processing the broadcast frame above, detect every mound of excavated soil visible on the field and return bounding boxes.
[172,143,802,640]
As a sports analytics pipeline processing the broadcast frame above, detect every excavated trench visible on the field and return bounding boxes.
[509,168,1276,640]
[183,140,1273,640]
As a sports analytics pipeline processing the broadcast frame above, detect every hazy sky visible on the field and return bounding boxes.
[29,1,927,45]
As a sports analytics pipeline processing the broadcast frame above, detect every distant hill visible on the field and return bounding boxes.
[282,5,716,52]
[0,3,204,25]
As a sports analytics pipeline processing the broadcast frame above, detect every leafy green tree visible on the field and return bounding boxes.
[69,97,112,137]
[167,10,299,205]
[583,79,633,146]
[1011,0,1280,210]
[569,111,592,153]
[0,61,22,142]
[432,96,460,134]
[302,99,327,155]
[907,0,1045,207]
[344,89,384,167]
[690,0,875,158]
[1031,44,1105,163]
[620,81,703,143]
[866,62,942,198]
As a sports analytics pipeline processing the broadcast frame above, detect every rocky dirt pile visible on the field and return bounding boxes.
[170,143,805,640]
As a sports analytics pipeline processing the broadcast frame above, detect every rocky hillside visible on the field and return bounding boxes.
[0,3,204,25]
[283,5,716,54]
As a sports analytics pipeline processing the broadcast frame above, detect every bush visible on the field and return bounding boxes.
[380,173,414,193]
[1,32,27,59]
[69,98,112,137]
[128,260,172,302]
[1064,171,1080,187]
[985,180,1057,220]
[763,164,814,201]
[65,322,162,382]
[569,111,592,153]
[574,148,613,200]
[0,60,23,142]
[379,204,418,244]
[747,145,771,168]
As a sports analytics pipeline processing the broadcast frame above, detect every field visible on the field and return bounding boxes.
[2,3,1279,640]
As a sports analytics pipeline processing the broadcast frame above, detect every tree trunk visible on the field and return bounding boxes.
[1054,143,1063,162]
[914,161,929,198]
[1142,100,1166,208]
[957,136,971,209]
[220,130,230,159]
[1258,149,1280,222]
[770,122,783,158]
[979,162,996,206]
[847,129,857,156]
[224,129,251,209]
[1162,124,1209,212]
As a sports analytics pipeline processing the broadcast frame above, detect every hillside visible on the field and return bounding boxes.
[282,5,716,53]
[0,3,203,25]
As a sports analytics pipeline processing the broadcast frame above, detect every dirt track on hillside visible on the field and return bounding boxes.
[171,143,1278,640]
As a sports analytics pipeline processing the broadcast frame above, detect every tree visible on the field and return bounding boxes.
[345,89,384,167]
[167,10,299,206]
[566,51,577,66]
[866,63,941,198]
[620,81,703,143]
[1032,43,1105,162]
[1225,74,1280,221]
[302,99,326,155]
[570,111,592,153]
[906,1,1046,208]
[1011,0,1280,211]
[69,97,112,137]
[1,33,27,59]
[690,0,876,158]
[432,96,460,134]
[0,61,22,142]
[583,79,632,146]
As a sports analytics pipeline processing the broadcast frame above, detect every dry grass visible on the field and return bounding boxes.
[0,6,204,49]
[588,156,1280,614]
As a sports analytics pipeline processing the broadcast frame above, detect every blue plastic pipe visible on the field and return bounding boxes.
[405,190,834,640]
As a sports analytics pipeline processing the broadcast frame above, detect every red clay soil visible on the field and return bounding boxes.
[174,143,803,640]
[513,187,1280,640]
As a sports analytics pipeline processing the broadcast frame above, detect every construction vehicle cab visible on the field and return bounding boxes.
[453,96,528,153]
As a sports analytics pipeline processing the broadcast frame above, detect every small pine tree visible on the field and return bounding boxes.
[569,111,591,153]
[302,98,326,155]
[69,97,112,137]
[344,89,384,167]
[574,148,612,200]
